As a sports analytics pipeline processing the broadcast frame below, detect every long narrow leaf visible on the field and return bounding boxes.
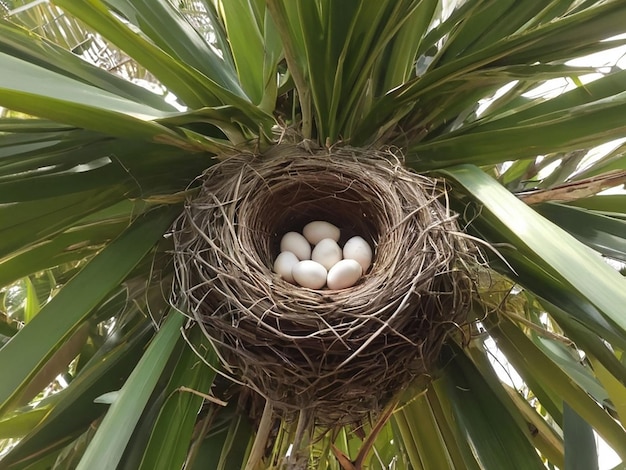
[437,345,546,469]
[138,326,219,470]
[1,321,153,469]
[393,393,453,470]
[564,402,599,470]
[76,310,185,470]
[0,188,127,262]
[0,219,131,288]
[465,340,565,466]
[440,165,626,342]
[590,357,626,426]
[101,0,242,95]
[0,19,176,112]
[534,202,626,262]
[219,0,281,107]
[0,54,190,140]
[0,206,179,415]
[55,0,267,126]
[489,316,626,460]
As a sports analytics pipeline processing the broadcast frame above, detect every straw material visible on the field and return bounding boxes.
[173,144,476,425]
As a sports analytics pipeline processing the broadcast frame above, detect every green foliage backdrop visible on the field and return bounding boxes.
[1,1,626,469]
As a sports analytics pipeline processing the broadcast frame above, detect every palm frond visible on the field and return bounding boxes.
[1,1,626,469]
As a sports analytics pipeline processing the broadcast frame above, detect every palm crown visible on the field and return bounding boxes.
[1,1,626,469]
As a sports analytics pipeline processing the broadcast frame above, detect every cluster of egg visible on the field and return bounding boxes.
[273,221,372,290]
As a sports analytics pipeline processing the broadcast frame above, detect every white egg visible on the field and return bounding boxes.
[327,259,362,290]
[343,236,373,273]
[273,251,299,283]
[303,221,340,245]
[311,238,342,270]
[292,260,327,289]
[280,232,311,260]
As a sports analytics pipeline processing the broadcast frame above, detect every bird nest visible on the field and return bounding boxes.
[172,144,476,425]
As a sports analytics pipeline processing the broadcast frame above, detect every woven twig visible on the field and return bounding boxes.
[172,145,477,425]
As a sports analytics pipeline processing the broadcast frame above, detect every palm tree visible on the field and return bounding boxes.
[1,0,626,468]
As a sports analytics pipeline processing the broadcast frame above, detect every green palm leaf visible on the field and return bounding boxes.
[1,1,626,468]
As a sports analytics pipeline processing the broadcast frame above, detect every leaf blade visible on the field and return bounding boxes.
[440,165,626,342]
[76,310,185,470]
[0,206,179,415]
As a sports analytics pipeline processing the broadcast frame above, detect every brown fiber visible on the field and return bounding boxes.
[172,144,477,425]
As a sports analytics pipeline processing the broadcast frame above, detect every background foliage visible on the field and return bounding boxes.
[1,0,626,468]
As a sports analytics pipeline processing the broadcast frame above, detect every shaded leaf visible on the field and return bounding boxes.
[138,326,219,470]
[76,310,185,470]
[564,402,599,470]
[0,206,179,415]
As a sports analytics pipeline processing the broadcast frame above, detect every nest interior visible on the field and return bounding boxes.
[173,145,476,425]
